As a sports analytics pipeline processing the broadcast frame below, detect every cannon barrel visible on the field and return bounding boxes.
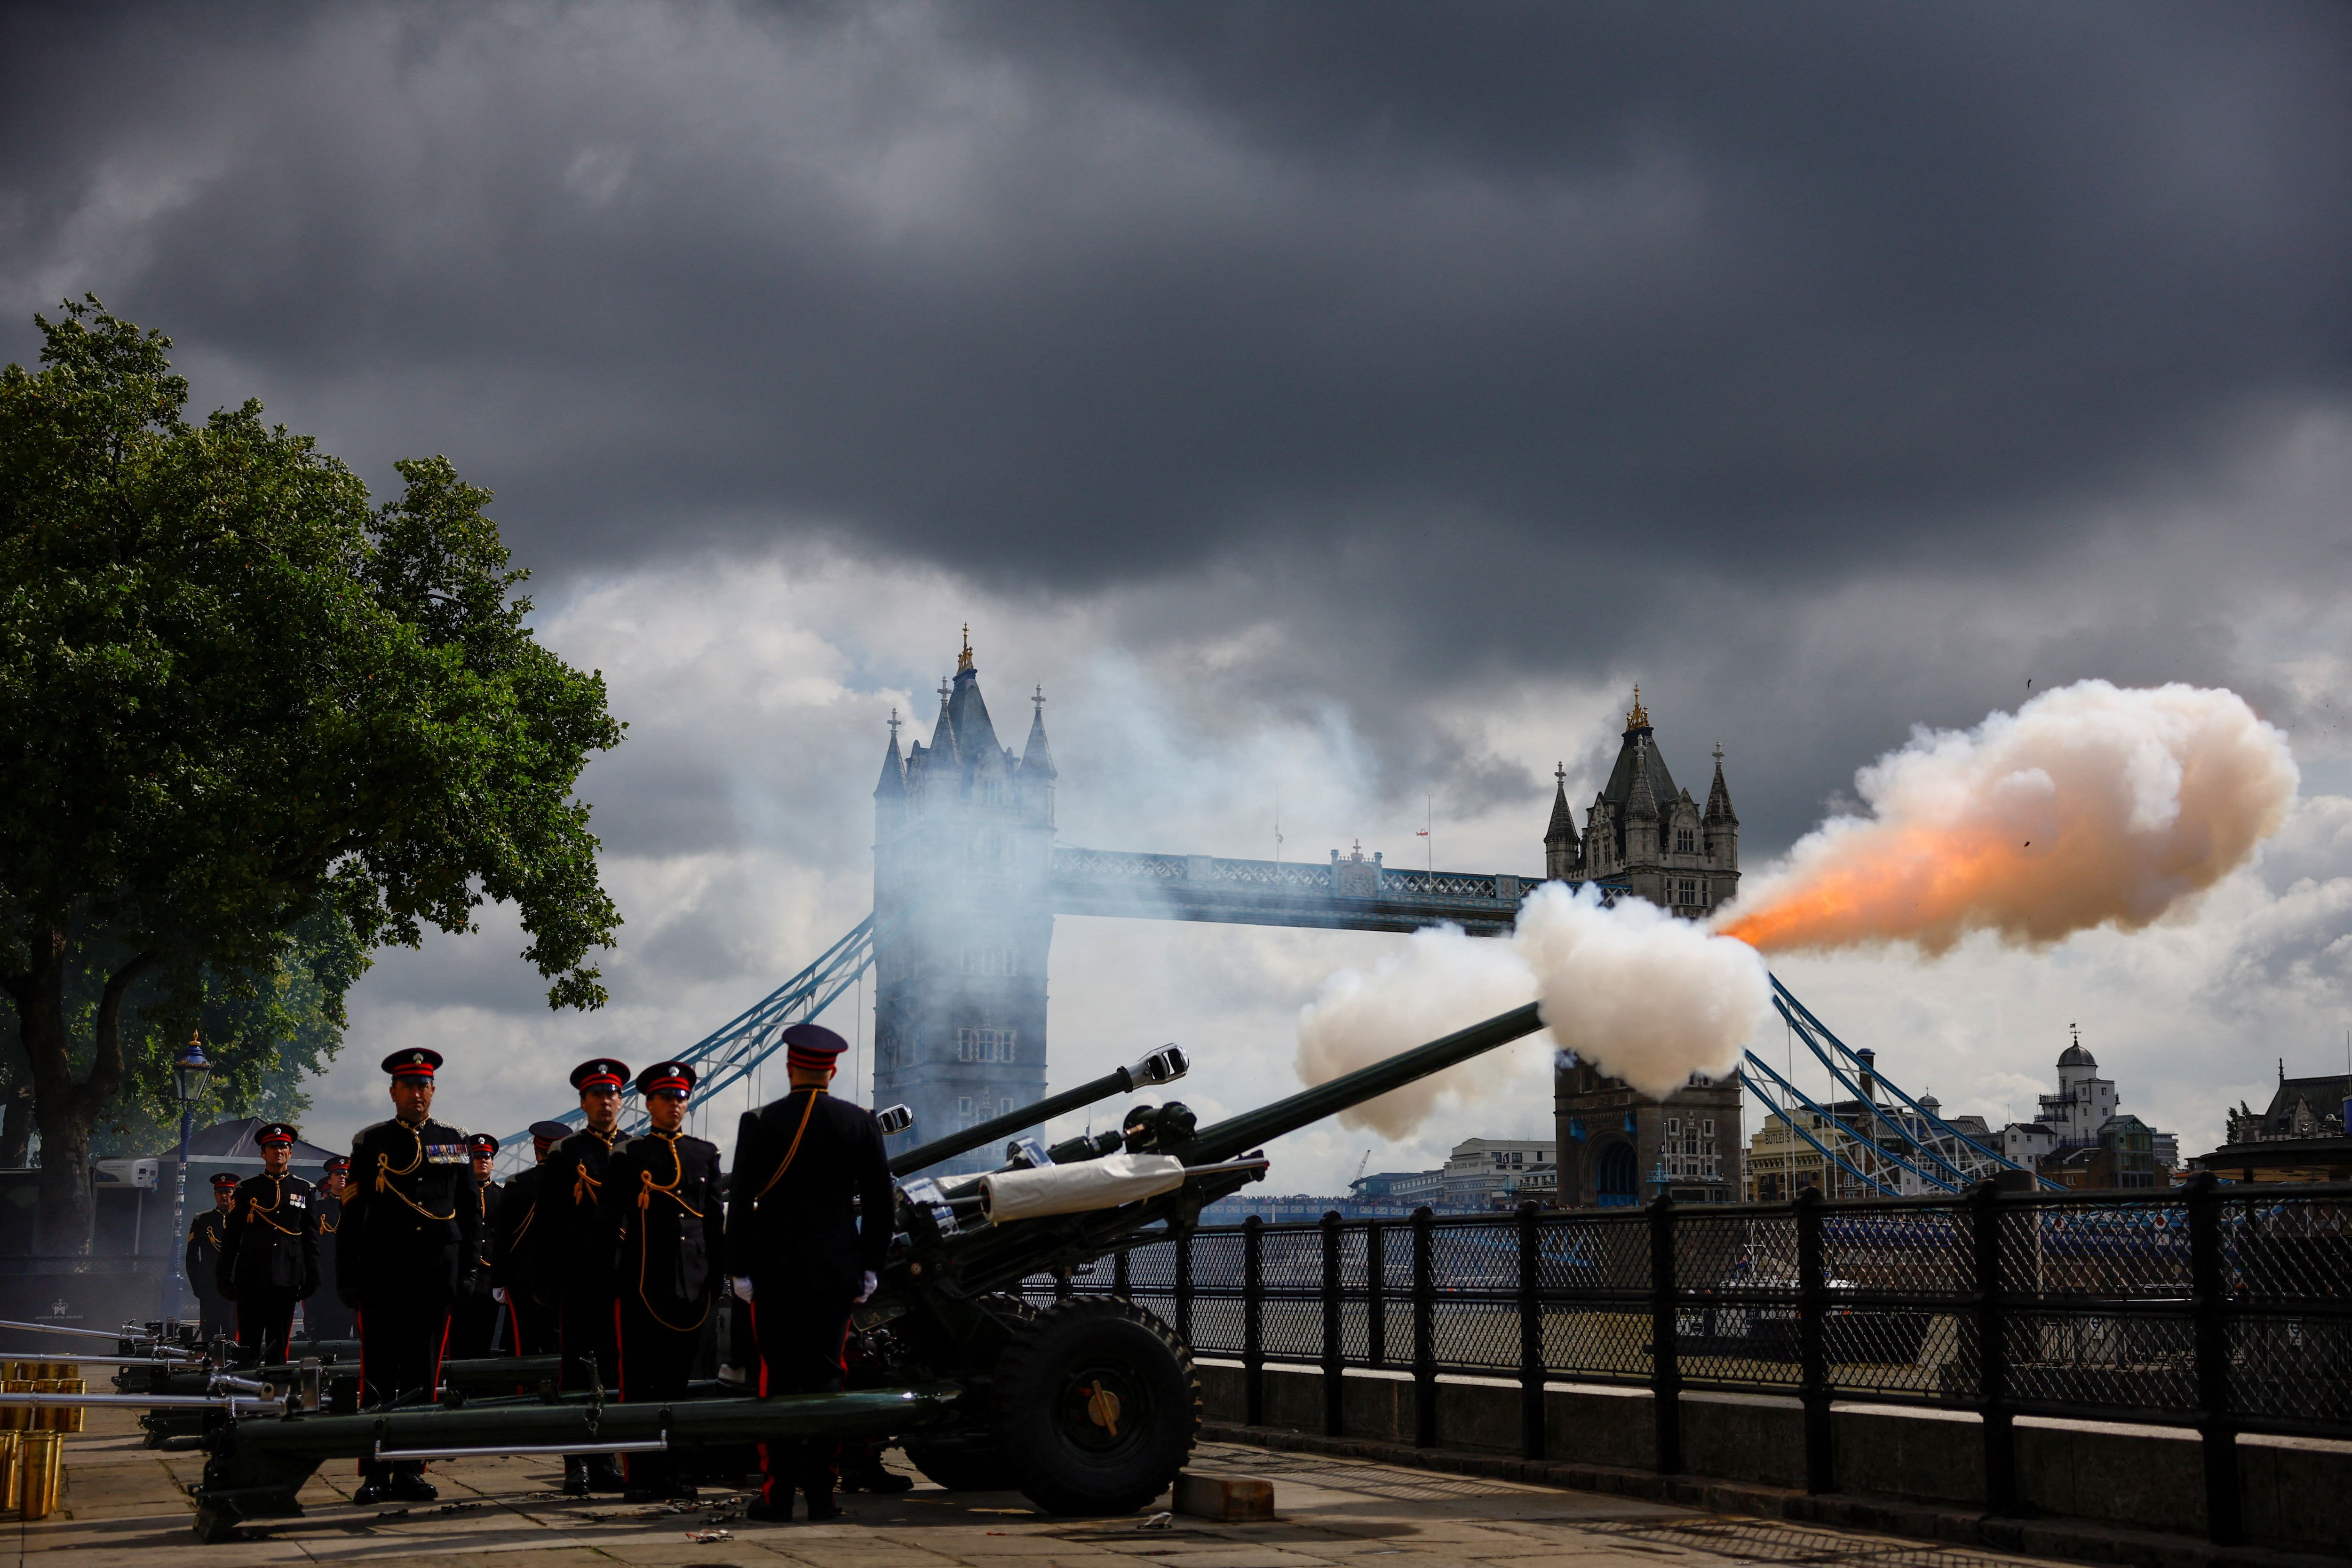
[890,1044,1188,1175]
[1185,1002,1544,1164]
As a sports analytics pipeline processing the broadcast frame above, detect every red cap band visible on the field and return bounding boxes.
[578,1073,623,1091]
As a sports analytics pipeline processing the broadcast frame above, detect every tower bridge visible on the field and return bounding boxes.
[503,637,1758,1188]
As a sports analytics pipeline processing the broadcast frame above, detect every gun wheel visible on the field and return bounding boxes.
[993,1296,1198,1517]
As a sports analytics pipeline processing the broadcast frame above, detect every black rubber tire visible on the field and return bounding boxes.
[993,1296,1199,1517]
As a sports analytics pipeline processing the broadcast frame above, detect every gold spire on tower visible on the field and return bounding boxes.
[957,624,974,673]
[1624,683,1649,731]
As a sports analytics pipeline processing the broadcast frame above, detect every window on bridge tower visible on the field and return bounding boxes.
[957,1027,1017,1062]
[1675,828,1695,854]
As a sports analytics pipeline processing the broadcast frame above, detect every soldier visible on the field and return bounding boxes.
[490,1120,572,1357]
[532,1058,633,1497]
[184,1172,239,1342]
[306,1156,356,1343]
[449,1133,504,1357]
[215,1123,320,1367]
[725,1023,892,1522]
[603,1061,719,1502]
[338,1047,484,1506]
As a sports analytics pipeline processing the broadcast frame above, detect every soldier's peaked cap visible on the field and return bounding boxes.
[570,1058,631,1092]
[528,1120,573,1142]
[210,1172,241,1188]
[782,1022,849,1073]
[468,1132,498,1155]
[381,1047,442,1078]
[254,1123,297,1146]
[323,1155,350,1172]
[637,1061,696,1096]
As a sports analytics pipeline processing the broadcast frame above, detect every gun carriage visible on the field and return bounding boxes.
[14,1006,1545,1541]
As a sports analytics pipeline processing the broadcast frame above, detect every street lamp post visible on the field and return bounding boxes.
[161,1033,211,1323]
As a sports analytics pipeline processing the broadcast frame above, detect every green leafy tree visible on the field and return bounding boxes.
[0,906,363,1162]
[0,299,623,1251]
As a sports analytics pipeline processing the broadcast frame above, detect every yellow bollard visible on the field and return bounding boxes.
[0,1380,29,1432]
[0,1430,19,1520]
[18,1428,61,1520]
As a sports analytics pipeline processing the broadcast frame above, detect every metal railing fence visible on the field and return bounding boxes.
[1027,1172,2352,1546]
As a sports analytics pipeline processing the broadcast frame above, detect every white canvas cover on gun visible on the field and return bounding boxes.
[977,1153,1187,1222]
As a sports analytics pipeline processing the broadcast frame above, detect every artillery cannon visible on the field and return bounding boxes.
[172,1003,1544,1539]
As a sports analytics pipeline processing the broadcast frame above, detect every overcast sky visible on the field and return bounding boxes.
[7,1,2348,1187]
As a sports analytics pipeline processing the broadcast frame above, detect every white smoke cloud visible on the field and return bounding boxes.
[1295,923,1547,1139]
[1295,881,1772,1131]
[1516,883,1773,1098]
[1718,681,2300,953]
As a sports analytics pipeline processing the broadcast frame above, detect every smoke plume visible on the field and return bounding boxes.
[1295,923,1548,1139]
[1295,882,1771,1132]
[1716,681,2298,953]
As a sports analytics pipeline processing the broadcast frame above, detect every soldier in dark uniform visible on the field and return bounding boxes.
[185,1173,239,1342]
[306,1156,355,1343]
[603,1061,719,1502]
[338,1047,484,1505]
[449,1134,504,1357]
[725,1024,893,1522]
[491,1120,571,1356]
[530,1058,633,1497]
[215,1123,320,1367]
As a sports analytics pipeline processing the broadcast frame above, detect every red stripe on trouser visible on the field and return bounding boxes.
[750,1299,779,1504]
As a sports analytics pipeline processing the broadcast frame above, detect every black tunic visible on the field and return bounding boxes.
[336,1116,484,1308]
[531,1126,628,1298]
[216,1172,321,1298]
[723,1091,892,1293]
[603,1129,721,1328]
[185,1208,230,1298]
[490,1165,546,1303]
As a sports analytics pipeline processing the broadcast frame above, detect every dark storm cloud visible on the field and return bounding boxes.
[1,0,2346,854]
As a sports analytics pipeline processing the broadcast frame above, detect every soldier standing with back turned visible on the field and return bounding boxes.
[530,1058,633,1497]
[337,1048,483,1505]
[724,1023,893,1522]
[215,1123,319,1367]
[603,1061,719,1502]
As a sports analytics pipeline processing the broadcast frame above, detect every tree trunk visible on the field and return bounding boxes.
[16,925,151,1255]
[0,1083,31,1168]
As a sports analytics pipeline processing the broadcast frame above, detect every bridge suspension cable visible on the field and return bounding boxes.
[495,913,878,1168]
[1738,1053,1901,1198]
[1769,976,2059,1190]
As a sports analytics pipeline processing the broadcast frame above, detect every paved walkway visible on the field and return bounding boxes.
[9,1410,2064,1568]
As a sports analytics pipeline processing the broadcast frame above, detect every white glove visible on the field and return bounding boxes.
[730,1275,754,1302]
[491,1287,507,1304]
[857,1270,877,1302]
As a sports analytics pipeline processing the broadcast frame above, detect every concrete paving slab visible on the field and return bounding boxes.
[5,1410,2094,1568]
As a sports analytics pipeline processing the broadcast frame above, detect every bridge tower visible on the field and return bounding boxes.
[871,634,1058,1174]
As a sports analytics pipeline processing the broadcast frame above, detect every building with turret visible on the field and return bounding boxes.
[1542,687,1739,918]
[871,634,1058,1173]
[1550,690,1744,1205]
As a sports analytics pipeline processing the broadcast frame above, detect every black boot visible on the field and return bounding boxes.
[385,1466,438,1503]
[354,1465,391,1507]
[562,1457,592,1497]
[587,1453,628,1492]
[803,1488,842,1522]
